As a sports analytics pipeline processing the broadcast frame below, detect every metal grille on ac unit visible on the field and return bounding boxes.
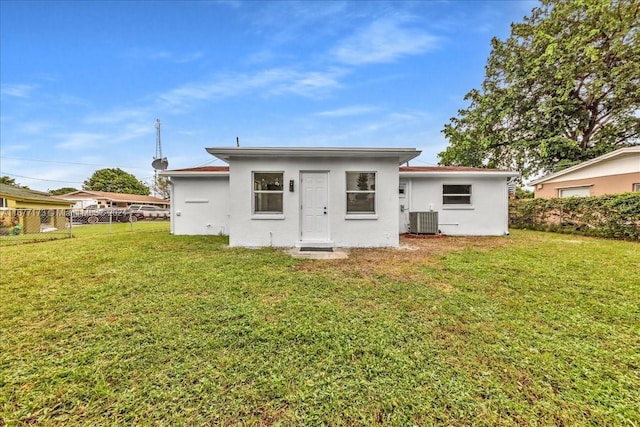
[409,211,438,234]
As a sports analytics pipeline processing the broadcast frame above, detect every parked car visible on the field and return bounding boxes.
[67,208,144,224]
[127,204,170,220]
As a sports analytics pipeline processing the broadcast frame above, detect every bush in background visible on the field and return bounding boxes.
[509,192,640,241]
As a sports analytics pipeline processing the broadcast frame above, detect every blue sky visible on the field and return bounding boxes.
[1,0,536,192]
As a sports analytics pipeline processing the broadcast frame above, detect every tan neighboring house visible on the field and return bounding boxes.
[529,146,640,198]
[61,190,169,209]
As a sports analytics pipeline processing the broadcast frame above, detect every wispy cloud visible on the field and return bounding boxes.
[387,110,431,122]
[55,122,154,150]
[112,122,154,143]
[126,49,204,63]
[1,83,38,98]
[332,17,439,65]
[245,2,349,45]
[174,51,205,64]
[156,67,347,111]
[17,120,53,135]
[84,108,149,125]
[213,0,242,8]
[271,69,346,97]
[244,106,435,149]
[53,121,155,150]
[0,143,30,154]
[55,132,107,150]
[315,105,380,118]
[245,49,288,66]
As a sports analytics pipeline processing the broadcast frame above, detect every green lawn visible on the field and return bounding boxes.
[1,224,638,426]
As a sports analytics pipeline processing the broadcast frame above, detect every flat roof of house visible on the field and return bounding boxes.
[529,146,640,185]
[205,147,421,164]
[162,165,518,178]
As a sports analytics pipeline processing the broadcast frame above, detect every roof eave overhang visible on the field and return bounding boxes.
[529,146,640,185]
[206,147,421,165]
[160,171,230,177]
[9,197,73,206]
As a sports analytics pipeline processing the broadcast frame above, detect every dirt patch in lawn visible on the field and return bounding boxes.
[293,235,512,285]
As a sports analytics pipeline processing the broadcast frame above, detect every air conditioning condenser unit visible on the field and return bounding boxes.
[409,211,439,234]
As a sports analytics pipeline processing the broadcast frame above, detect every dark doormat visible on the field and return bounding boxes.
[300,247,334,252]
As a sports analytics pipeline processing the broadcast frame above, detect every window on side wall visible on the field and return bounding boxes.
[633,183,640,192]
[346,172,376,214]
[253,172,284,213]
[443,184,472,205]
[558,187,590,198]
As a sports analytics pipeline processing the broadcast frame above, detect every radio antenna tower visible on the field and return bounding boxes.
[151,119,169,197]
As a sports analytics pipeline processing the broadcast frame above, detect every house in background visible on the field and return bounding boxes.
[0,183,74,210]
[61,190,169,209]
[161,147,518,248]
[529,146,640,198]
[0,183,73,234]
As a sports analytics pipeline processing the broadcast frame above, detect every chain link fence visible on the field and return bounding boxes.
[0,208,168,246]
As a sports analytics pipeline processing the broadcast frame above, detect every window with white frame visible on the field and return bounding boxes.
[443,184,472,205]
[346,172,376,214]
[253,172,284,213]
[0,198,7,208]
[558,187,590,198]
[633,183,640,192]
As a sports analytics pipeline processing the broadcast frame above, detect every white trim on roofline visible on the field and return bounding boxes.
[400,171,518,179]
[162,169,517,179]
[160,170,230,177]
[205,146,421,165]
[529,146,640,186]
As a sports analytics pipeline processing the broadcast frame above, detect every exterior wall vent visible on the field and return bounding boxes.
[409,211,439,234]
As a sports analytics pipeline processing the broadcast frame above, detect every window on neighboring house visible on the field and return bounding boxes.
[346,172,376,214]
[0,198,7,208]
[443,184,472,205]
[633,183,640,192]
[558,187,590,198]
[253,172,284,213]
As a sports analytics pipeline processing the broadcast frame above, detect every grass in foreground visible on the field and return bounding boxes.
[1,225,639,426]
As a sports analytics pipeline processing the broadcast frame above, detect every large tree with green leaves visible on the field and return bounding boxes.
[83,168,150,195]
[49,187,78,196]
[0,176,17,186]
[439,0,640,179]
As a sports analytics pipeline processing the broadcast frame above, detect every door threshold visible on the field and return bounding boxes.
[296,240,334,248]
[300,247,334,252]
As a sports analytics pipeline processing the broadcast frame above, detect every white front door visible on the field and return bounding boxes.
[300,172,329,241]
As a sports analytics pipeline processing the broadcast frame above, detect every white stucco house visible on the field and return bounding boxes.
[161,147,518,248]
